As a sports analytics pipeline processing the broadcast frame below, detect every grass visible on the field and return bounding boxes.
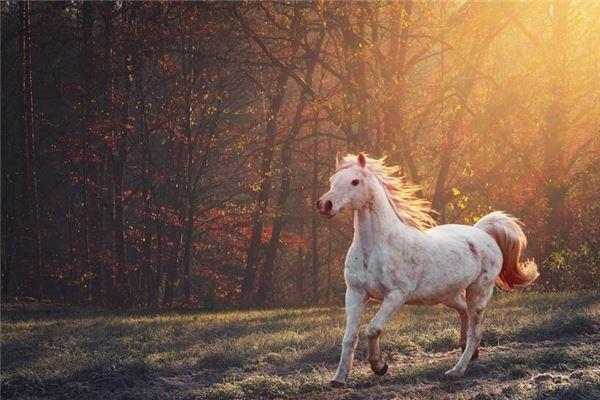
[2,291,599,399]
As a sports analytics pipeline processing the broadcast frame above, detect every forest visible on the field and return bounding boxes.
[2,1,599,309]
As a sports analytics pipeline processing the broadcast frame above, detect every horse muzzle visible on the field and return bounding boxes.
[316,198,335,218]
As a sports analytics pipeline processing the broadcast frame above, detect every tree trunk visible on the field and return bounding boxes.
[151,220,164,308]
[383,2,413,167]
[542,1,570,249]
[181,204,194,304]
[354,14,369,150]
[241,71,291,301]
[255,141,291,306]
[326,226,332,304]
[295,240,305,306]
[163,143,186,308]
[179,26,196,305]
[163,228,182,307]
[100,5,115,305]
[20,0,43,300]
[0,100,14,301]
[135,55,155,306]
[256,30,324,306]
[79,1,95,302]
[310,118,320,305]
[112,55,130,306]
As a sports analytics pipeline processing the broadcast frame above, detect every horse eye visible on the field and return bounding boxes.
[351,179,360,186]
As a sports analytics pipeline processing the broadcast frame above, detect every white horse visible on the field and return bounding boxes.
[316,153,539,386]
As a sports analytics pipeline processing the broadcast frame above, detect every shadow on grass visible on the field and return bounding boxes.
[484,311,598,347]
[1,362,165,400]
[513,312,597,341]
[371,341,598,396]
[2,307,332,373]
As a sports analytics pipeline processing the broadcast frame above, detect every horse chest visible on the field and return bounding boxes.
[345,250,387,300]
[365,270,386,300]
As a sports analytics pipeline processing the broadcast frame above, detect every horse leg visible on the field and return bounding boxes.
[331,288,367,387]
[366,290,405,376]
[444,293,478,360]
[445,282,494,379]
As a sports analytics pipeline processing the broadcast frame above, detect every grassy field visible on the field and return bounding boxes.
[2,291,599,400]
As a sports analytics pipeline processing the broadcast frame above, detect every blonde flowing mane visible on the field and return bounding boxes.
[337,154,436,231]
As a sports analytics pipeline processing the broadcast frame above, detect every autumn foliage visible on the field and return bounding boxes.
[1,2,599,308]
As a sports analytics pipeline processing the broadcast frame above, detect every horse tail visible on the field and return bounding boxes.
[474,211,540,290]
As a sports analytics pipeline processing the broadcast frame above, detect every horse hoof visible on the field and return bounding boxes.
[330,380,345,388]
[444,368,464,380]
[374,362,388,376]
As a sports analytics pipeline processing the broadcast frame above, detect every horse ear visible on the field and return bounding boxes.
[357,153,366,168]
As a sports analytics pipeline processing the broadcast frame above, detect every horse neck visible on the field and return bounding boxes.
[353,180,419,254]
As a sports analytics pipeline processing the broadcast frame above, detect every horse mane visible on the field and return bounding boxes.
[337,154,437,231]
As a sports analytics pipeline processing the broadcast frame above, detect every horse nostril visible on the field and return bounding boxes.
[316,199,321,209]
[324,200,333,213]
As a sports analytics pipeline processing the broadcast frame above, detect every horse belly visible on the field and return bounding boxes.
[408,260,479,304]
